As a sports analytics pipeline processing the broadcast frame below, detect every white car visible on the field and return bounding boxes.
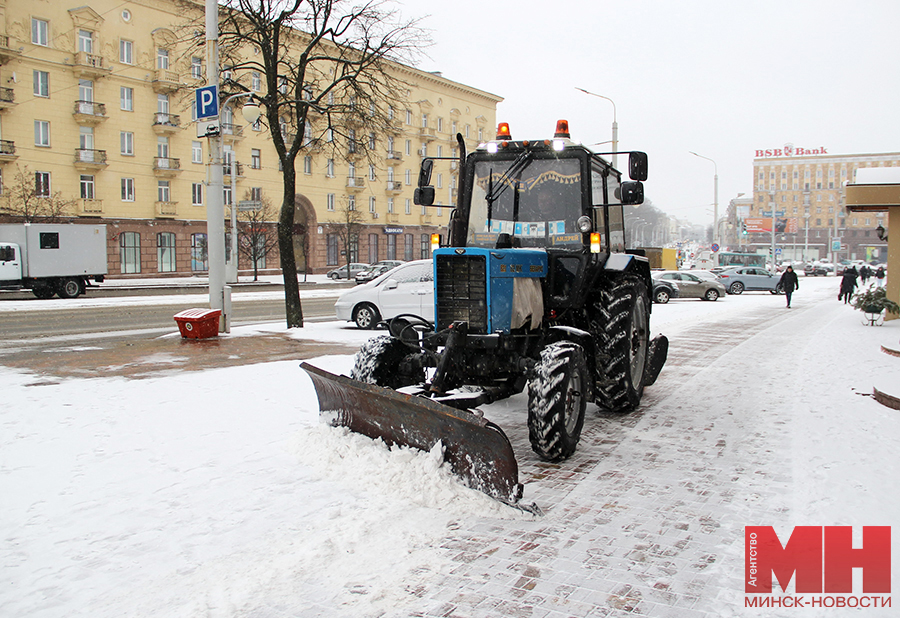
[334,259,434,329]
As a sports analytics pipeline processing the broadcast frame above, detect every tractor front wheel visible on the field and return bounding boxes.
[595,277,650,413]
[527,342,588,462]
[351,335,422,389]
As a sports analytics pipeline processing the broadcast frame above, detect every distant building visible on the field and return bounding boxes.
[750,148,892,262]
[0,0,501,277]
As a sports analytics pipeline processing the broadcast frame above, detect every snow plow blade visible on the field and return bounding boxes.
[301,363,523,505]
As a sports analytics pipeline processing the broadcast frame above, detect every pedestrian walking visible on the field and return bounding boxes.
[875,266,886,288]
[779,265,799,308]
[839,266,858,303]
[860,265,870,285]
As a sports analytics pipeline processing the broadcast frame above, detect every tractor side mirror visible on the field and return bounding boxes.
[418,159,434,186]
[414,159,435,205]
[629,151,648,181]
[620,181,644,205]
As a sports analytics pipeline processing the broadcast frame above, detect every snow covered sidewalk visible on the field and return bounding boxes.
[1,276,898,617]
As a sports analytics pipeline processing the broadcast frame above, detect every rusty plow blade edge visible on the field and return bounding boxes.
[301,363,523,505]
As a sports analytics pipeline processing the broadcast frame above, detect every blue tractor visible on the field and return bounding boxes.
[303,120,667,505]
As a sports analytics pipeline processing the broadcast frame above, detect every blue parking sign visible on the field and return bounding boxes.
[195,86,218,119]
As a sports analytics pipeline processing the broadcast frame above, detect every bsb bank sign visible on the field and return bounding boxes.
[745,526,891,610]
[756,143,829,158]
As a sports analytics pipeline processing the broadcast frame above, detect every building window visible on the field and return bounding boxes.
[120,232,141,274]
[326,234,339,266]
[35,172,50,196]
[369,132,376,149]
[191,56,203,79]
[192,141,202,164]
[422,113,428,128]
[404,233,413,261]
[348,129,357,153]
[223,185,232,205]
[368,234,379,263]
[387,234,396,260]
[304,156,312,175]
[405,109,412,125]
[157,48,169,70]
[32,18,49,46]
[369,165,376,181]
[77,29,93,53]
[191,233,208,271]
[348,195,355,211]
[388,198,394,213]
[33,70,49,97]
[250,187,262,202]
[79,175,94,200]
[34,121,50,147]
[252,71,261,91]
[157,232,176,273]
[369,196,376,213]
[437,117,443,132]
[191,183,203,206]
[405,139,412,156]
[327,193,335,211]
[120,39,133,64]
[121,177,135,202]
[120,131,134,156]
[405,169,411,185]
[420,234,430,259]
[157,180,170,202]
[121,87,133,111]
[326,159,334,177]
[251,148,261,169]
[405,198,411,215]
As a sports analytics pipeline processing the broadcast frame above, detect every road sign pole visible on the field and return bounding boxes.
[206,0,227,331]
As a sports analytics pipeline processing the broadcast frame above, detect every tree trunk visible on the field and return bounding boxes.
[278,166,304,328]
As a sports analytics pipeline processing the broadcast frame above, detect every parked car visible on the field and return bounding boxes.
[716,266,784,294]
[804,263,829,277]
[354,260,405,284]
[327,262,370,280]
[686,269,721,283]
[651,271,727,302]
[335,259,434,328]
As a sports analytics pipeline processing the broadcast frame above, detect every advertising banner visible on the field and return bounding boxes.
[745,217,800,234]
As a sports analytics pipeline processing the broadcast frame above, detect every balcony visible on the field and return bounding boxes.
[386,150,403,163]
[0,139,16,161]
[73,148,108,170]
[386,119,403,135]
[346,176,366,192]
[0,35,21,64]
[77,198,103,216]
[152,112,181,134]
[73,100,107,125]
[153,157,182,177]
[155,201,178,218]
[0,87,14,110]
[385,181,403,195]
[151,69,180,94]
[419,126,436,141]
[72,51,111,79]
[221,123,244,142]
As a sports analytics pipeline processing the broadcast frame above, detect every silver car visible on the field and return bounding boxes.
[652,271,727,302]
[335,259,434,328]
[716,266,784,295]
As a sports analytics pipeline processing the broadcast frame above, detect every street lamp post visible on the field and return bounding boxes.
[689,151,718,245]
[575,88,617,170]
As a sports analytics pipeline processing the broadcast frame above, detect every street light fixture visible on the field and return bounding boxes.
[689,151,719,245]
[575,87,617,170]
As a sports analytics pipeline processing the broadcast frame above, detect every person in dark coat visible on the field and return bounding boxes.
[875,266,886,288]
[839,266,858,303]
[860,265,870,285]
[779,265,799,308]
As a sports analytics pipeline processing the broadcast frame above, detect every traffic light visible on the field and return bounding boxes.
[741,222,748,236]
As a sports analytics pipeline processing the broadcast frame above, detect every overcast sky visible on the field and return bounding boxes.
[404,0,900,228]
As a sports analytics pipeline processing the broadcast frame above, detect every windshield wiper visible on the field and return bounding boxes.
[484,150,534,205]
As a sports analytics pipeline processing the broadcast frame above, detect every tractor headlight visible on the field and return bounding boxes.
[576,216,593,233]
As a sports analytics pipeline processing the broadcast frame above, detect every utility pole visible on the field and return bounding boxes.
[205,0,226,330]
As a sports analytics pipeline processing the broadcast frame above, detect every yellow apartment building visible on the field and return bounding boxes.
[0,0,501,277]
[750,147,892,263]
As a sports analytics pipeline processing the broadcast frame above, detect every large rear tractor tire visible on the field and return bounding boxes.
[351,335,422,389]
[595,277,651,413]
[527,342,588,461]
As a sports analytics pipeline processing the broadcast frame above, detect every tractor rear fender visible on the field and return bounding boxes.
[604,253,653,308]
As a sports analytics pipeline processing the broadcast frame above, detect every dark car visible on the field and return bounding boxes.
[804,264,829,277]
[354,260,405,285]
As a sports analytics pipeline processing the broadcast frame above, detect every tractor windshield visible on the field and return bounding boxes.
[466,156,584,248]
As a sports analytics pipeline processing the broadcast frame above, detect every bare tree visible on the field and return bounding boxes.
[194,0,428,327]
[236,192,279,281]
[324,197,365,275]
[0,165,75,222]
